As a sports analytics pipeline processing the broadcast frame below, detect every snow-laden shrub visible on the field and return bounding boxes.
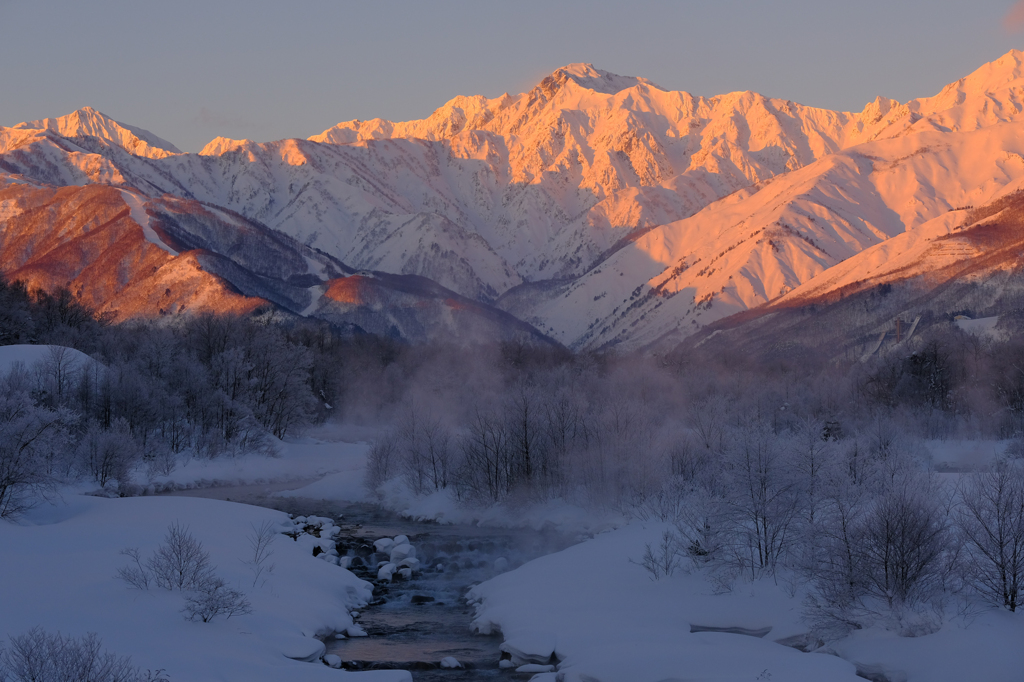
[181,577,251,622]
[632,530,682,580]
[147,522,214,591]
[115,522,253,624]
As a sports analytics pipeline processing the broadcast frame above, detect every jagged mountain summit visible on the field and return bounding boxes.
[4,51,1024,347]
[9,106,181,159]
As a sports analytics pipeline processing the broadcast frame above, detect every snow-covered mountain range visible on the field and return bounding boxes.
[5,52,1024,347]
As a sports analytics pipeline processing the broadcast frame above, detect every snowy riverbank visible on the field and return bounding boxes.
[467,521,1024,682]
[0,493,410,681]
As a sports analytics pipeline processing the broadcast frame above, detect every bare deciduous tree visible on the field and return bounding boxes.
[116,547,151,590]
[181,577,252,622]
[364,430,399,495]
[148,522,214,591]
[242,520,277,587]
[859,479,951,608]
[957,463,1024,611]
[0,393,69,518]
[727,419,799,578]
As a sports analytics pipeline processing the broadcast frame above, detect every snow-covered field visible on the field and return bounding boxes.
[145,428,372,499]
[4,424,1024,682]
[468,522,1024,682]
[0,493,409,681]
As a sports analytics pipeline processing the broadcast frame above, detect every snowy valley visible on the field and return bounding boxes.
[7,49,1024,682]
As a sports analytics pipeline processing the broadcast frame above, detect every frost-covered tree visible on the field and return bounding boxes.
[77,418,140,489]
[858,475,952,608]
[181,576,251,622]
[957,463,1024,611]
[725,418,799,578]
[0,392,70,518]
[147,522,215,591]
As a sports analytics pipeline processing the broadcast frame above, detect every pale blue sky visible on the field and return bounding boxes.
[1,0,1022,152]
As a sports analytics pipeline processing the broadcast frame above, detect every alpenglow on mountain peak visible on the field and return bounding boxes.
[9,51,1024,349]
[12,106,182,159]
[547,63,664,95]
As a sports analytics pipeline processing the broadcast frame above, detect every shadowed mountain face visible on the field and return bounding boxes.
[6,52,1024,347]
[0,179,556,346]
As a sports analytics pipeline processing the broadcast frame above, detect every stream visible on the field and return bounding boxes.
[169,487,574,680]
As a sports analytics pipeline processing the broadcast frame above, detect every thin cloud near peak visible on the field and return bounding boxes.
[1004,0,1024,33]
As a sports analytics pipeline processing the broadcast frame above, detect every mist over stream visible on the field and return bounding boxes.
[167,485,575,679]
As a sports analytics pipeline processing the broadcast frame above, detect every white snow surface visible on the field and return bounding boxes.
[118,189,178,256]
[0,344,95,373]
[147,434,370,497]
[469,522,1024,682]
[955,315,1002,338]
[5,424,1024,681]
[12,106,181,158]
[373,477,622,533]
[0,494,409,681]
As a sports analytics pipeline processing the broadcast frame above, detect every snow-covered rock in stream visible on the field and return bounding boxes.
[439,656,463,669]
[374,538,395,553]
[390,543,415,563]
[377,562,397,581]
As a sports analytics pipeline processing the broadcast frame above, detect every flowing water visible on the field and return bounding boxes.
[169,487,572,680]
[321,504,572,679]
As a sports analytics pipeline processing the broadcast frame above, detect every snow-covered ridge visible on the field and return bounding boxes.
[551,62,663,94]
[7,52,1024,347]
[12,106,181,159]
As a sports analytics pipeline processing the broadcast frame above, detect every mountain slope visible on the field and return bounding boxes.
[5,52,1024,348]
[0,176,555,344]
[523,119,1024,349]
[12,107,181,159]
[669,189,1024,366]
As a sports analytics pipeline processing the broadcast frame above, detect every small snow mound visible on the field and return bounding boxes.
[517,663,555,673]
[280,636,325,662]
[323,654,342,669]
[439,656,463,669]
